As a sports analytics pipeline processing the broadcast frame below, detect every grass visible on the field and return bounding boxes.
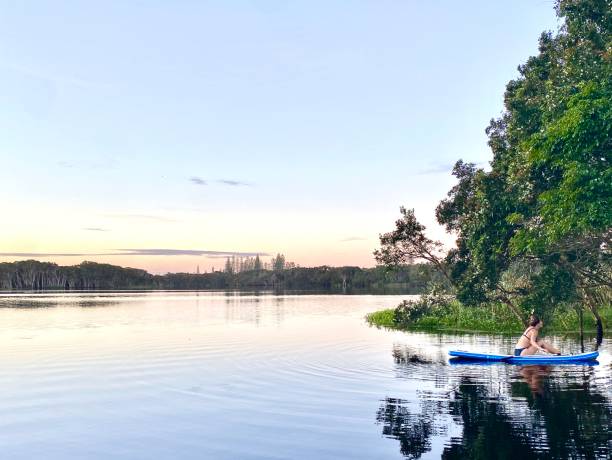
[365,309,396,329]
[366,300,611,335]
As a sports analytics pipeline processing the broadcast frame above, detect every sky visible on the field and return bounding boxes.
[0,1,560,274]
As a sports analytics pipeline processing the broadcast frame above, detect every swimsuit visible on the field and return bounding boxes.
[522,327,534,340]
[515,327,535,356]
[514,347,526,356]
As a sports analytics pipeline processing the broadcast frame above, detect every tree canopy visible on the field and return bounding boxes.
[377,0,611,331]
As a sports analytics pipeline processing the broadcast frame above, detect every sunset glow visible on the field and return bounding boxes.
[0,1,558,273]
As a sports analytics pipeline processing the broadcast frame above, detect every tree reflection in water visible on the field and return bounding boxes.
[377,352,611,459]
[376,397,447,459]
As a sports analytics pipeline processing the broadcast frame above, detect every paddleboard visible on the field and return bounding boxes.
[448,350,598,363]
[506,351,598,364]
[448,350,511,361]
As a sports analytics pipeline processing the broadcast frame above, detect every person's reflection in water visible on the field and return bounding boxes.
[519,365,552,396]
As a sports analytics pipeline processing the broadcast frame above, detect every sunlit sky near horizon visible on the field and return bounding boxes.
[0,1,560,274]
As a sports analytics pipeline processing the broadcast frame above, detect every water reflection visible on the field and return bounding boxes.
[0,292,607,459]
[518,365,551,395]
[377,397,447,459]
[392,345,434,364]
[379,347,611,459]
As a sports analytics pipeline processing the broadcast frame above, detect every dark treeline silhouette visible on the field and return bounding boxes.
[0,259,449,293]
[0,260,152,290]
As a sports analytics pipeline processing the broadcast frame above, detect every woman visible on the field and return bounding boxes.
[514,314,561,356]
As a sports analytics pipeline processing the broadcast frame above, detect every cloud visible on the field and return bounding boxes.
[83,227,109,232]
[0,252,107,257]
[339,236,367,242]
[0,249,269,258]
[417,162,456,175]
[115,249,268,257]
[417,160,489,175]
[189,177,251,187]
[216,179,251,187]
[190,176,207,185]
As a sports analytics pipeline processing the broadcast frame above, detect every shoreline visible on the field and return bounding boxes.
[366,305,612,337]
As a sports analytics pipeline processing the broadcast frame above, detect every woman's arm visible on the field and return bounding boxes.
[530,330,543,350]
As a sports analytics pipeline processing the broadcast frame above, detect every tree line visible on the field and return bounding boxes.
[220,254,296,274]
[376,0,611,336]
[0,259,448,293]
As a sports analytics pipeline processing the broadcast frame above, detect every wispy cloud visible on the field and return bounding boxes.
[417,160,489,175]
[0,249,269,258]
[339,236,367,242]
[417,162,456,175]
[190,176,207,185]
[189,176,252,187]
[115,249,268,257]
[83,227,109,232]
[217,179,251,187]
[0,252,107,257]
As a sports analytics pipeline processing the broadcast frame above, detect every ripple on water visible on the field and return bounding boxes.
[0,292,609,460]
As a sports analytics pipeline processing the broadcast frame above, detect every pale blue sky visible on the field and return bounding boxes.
[0,1,559,272]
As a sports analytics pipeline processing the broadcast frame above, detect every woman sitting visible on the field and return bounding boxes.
[514,314,561,356]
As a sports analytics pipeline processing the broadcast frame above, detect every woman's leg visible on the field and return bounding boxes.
[539,340,560,354]
[520,345,539,356]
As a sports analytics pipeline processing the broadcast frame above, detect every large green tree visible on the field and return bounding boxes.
[378,0,611,332]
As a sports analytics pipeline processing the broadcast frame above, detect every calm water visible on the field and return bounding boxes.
[0,292,609,459]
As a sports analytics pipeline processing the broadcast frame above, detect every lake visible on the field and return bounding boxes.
[0,291,609,459]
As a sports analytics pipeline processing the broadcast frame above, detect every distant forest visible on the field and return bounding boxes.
[0,258,448,293]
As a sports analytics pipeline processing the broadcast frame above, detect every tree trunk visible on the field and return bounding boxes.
[581,289,604,347]
[588,304,603,348]
[500,296,527,327]
[578,307,584,353]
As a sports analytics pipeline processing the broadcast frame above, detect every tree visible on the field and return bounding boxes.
[374,207,451,285]
[500,0,611,333]
[224,257,233,274]
[377,0,611,331]
[272,253,286,271]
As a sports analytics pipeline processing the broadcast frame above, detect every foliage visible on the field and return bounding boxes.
[0,260,447,293]
[511,82,611,251]
[393,288,452,327]
[253,255,262,271]
[272,253,286,271]
[376,0,611,332]
[367,302,611,335]
[365,309,395,329]
[0,260,154,290]
[374,207,453,288]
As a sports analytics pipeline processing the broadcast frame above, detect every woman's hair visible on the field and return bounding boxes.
[529,314,541,327]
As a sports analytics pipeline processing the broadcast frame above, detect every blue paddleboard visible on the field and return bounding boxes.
[449,350,511,361]
[506,351,599,364]
[448,350,598,363]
